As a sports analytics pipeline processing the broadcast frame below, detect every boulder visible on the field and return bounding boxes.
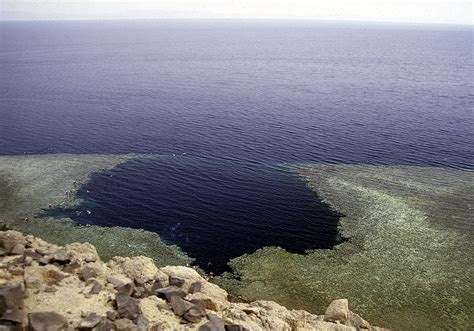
[27,311,68,331]
[348,311,371,329]
[157,286,186,302]
[1,305,23,324]
[149,279,164,295]
[135,315,149,329]
[198,314,225,331]
[115,293,140,320]
[114,318,138,331]
[88,281,103,295]
[168,276,185,288]
[24,249,42,261]
[35,246,53,256]
[44,265,69,284]
[169,296,194,317]
[324,299,349,324]
[11,244,25,256]
[190,282,202,294]
[107,274,135,295]
[62,261,81,274]
[183,307,206,323]
[37,256,52,265]
[0,283,23,308]
[0,284,24,324]
[24,256,33,266]
[79,262,106,281]
[153,270,169,285]
[78,313,102,330]
[24,265,68,288]
[132,285,146,298]
[106,311,118,321]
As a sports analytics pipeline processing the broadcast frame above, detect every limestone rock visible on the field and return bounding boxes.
[153,270,169,288]
[52,243,99,264]
[79,262,107,281]
[62,261,81,274]
[188,292,219,311]
[348,311,371,329]
[161,266,229,311]
[139,295,182,327]
[24,256,33,266]
[324,299,349,324]
[107,256,158,283]
[24,264,69,288]
[7,265,24,276]
[0,231,27,253]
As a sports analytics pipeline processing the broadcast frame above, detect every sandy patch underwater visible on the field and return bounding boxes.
[216,164,474,330]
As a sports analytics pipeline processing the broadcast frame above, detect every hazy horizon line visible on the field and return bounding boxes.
[1,17,472,27]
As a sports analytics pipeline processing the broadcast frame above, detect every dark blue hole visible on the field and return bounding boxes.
[68,156,340,273]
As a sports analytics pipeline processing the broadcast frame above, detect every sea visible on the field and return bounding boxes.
[1,20,472,272]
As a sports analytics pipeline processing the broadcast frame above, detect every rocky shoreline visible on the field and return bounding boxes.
[1,230,388,330]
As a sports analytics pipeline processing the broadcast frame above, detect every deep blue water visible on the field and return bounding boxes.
[1,20,473,271]
[70,157,341,273]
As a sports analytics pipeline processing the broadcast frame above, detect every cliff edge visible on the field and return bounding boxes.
[0,230,388,330]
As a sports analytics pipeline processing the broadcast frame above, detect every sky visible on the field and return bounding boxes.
[1,0,472,25]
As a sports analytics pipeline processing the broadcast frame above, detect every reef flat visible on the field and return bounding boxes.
[216,164,474,330]
[0,154,192,267]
